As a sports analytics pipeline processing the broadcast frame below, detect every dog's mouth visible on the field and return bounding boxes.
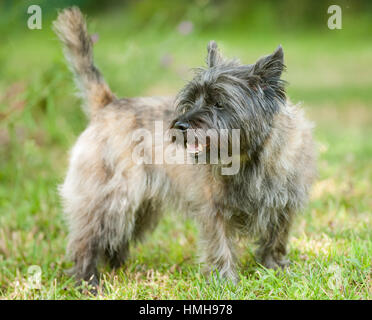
[169,120,211,155]
[186,141,208,154]
[171,134,209,155]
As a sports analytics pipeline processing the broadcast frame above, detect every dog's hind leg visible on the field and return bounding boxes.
[104,241,130,269]
[65,215,101,290]
[133,200,163,242]
[103,199,162,269]
[100,197,138,271]
[60,149,138,290]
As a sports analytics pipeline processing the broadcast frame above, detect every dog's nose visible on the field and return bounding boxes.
[173,121,190,131]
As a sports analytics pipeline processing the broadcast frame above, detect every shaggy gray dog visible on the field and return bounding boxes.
[54,7,316,289]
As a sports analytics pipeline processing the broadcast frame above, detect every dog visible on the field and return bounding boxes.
[54,7,316,289]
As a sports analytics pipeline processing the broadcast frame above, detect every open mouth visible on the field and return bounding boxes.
[185,139,210,155]
[186,142,204,154]
[169,122,211,155]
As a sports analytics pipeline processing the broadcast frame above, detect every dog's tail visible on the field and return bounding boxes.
[53,7,115,118]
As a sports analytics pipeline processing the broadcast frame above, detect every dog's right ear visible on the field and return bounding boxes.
[206,41,224,68]
[252,45,285,86]
[250,45,286,101]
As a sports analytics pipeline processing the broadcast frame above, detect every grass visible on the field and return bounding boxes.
[0,4,371,299]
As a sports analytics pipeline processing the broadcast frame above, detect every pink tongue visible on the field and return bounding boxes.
[187,143,198,152]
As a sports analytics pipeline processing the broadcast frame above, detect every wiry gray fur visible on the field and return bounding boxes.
[173,41,316,271]
[54,7,316,292]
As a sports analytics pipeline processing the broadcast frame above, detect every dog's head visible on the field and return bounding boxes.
[170,41,287,162]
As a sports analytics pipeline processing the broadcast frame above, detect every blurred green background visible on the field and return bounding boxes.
[0,0,371,299]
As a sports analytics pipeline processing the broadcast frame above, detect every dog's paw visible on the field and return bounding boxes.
[258,254,290,270]
[205,268,238,285]
[72,272,100,296]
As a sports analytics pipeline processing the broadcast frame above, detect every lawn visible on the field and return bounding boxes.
[0,2,371,299]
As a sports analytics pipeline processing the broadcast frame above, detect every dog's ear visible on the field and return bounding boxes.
[253,45,284,81]
[250,45,286,98]
[206,41,223,68]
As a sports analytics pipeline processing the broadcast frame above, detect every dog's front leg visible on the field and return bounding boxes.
[198,212,238,283]
[255,207,294,270]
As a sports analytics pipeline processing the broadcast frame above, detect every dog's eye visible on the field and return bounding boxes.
[214,103,223,109]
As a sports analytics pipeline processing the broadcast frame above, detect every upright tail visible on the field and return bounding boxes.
[53,7,115,118]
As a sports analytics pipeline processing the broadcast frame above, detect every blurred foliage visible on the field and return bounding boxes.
[1,0,372,34]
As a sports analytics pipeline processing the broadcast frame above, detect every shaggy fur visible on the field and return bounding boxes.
[54,7,316,288]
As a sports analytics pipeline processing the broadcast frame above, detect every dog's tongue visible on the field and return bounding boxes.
[186,142,203,154]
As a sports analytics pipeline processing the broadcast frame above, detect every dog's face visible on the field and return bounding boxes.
[171,41,287,161]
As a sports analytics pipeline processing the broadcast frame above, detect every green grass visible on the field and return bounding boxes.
[0,4,371,299]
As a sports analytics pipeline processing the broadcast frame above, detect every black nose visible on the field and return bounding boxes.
[173,121,190,131]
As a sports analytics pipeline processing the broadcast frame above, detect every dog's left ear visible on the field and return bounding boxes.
[251,45,286,97]
[206,40,224,68]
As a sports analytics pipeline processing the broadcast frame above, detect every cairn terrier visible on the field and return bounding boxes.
[54,7,316,288]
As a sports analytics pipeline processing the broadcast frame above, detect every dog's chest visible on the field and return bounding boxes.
[217,171,286,217]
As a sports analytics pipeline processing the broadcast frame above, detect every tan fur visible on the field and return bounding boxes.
[59,96,315,284]
[55,8,316,288]
[53,7,115,117]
